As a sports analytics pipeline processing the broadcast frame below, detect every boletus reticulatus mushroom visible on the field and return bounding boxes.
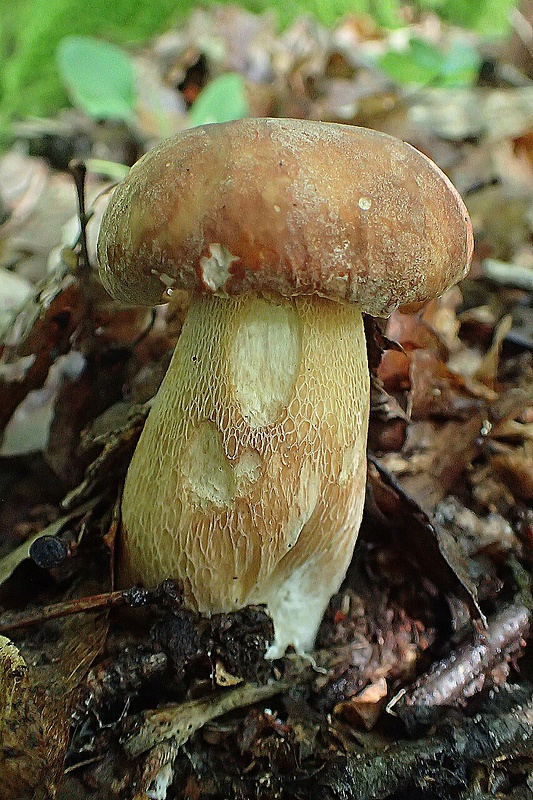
[97,118,473,657]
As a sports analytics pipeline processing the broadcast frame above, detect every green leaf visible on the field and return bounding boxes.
[432,0,517,36]
[188,73,249,128]
[438,39,480,87]
[377,38,443,86]
[370,0,403,29]
[86,158,131,180]
[56,35,136,121]
[377,36,479,88]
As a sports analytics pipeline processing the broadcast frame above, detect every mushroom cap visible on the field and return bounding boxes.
[98,118,473,317]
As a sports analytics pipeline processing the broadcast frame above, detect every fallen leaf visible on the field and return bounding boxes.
[367,455,484,621]
[0,568,110,797]
[491,441,533,501]
[334,677,388,730]
[408,349,487,420]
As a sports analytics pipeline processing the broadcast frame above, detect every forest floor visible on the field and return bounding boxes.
[0,6,533,799]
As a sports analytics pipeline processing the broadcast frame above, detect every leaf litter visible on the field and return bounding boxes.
[1,4,533,799]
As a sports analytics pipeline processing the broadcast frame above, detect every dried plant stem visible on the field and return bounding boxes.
[123,656,313,759]
[392,602,530,730]
[0,589,145,634]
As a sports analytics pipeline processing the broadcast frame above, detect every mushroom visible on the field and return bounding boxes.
[97,118,473,658]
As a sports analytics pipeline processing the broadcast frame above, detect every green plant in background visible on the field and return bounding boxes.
[55,32,248,127]
[188,74,249,127]
[377,36,481,87]
[0,0,182,130]
[0,0,521,136]
[416,0,517,37]
[57,37,136,122]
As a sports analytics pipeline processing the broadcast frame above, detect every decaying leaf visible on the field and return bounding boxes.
[0,587,110,798]
[0,636,46,798]
[491,441,533,501]
[334,677,388,730]
[367,455,484,620]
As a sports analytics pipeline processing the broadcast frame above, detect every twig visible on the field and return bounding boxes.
[123,680,293,759]
[123,656,313,759]
[0,587,150,634]
[390,602,530,731]
[68,159,92,279]
[304,685,533,800]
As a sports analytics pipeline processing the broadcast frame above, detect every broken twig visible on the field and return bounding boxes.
[391,602,530,731]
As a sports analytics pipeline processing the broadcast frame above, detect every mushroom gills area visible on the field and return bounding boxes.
[120,294,369,655]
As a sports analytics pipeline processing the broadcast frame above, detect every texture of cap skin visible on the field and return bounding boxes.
[97,118,473,317]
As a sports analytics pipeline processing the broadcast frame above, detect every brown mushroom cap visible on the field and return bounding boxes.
[97,118,473,317]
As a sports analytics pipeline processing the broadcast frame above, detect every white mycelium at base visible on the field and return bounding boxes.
[119,294,370,656]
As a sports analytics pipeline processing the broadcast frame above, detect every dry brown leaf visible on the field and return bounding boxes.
[408,350,487,420]
[474,313,513,387]
[334,677,388,730]
[491,441,533,501]
[398,414,486,509]
[367,457,483,618]
[385,307,449,359]
[0,596,109,798]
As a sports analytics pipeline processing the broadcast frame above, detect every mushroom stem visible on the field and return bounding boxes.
[119,294,369,656]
